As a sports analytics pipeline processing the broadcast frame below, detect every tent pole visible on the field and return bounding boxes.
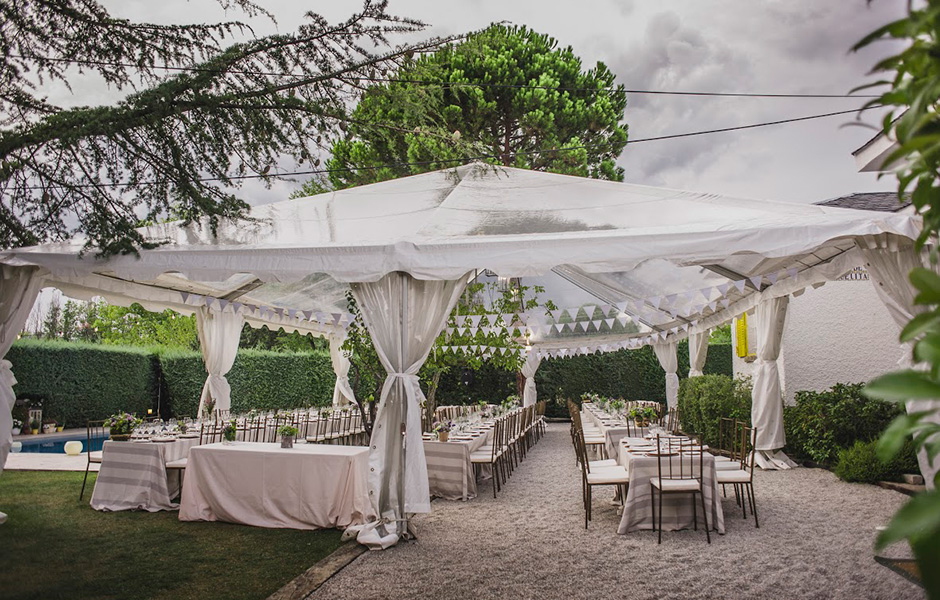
[398,273,408,539]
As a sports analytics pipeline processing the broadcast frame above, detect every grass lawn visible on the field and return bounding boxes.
[0,471,345,600]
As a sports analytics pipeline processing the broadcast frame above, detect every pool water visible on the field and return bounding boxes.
[14,435,108,454]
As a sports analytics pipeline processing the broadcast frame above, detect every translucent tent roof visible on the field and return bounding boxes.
[0,162,920,346]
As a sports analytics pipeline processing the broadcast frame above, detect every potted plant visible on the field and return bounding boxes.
[432,420,454,442]
[104,412,142,441]
[42,420,57,434]
[279,425,298,448]
[11,418,22,436]
[29,418,40,434]
[222,420,237,444]
[56,420,65,432]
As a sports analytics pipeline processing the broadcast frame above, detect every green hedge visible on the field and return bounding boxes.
[783,383,911,466]
[158,349,335,417]
[677,374,752,443]
[8,339,157,428]
[435,343,733,413]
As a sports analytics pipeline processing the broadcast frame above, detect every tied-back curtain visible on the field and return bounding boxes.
[351,272,468,537]
[329,334,355,407]
[0,266,42,476]
[521,350,541,407]
[858,234,940,489]
[652,341,679,410]
[688,330,709,377]
[196,307,244,416]
[752,296,796,469]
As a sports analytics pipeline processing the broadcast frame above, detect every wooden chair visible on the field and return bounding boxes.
[471,418,505,498]
[79,420,106,500]
[716,425,759,527]
[574,426,629,528]
[650,435,710,544]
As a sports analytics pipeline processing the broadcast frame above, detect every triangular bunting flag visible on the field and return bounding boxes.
[749,275,763,289]
[734,280,747,293]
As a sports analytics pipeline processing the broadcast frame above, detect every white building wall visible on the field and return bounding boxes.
[733,278,901,404]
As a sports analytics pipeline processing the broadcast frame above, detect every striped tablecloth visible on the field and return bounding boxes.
[424,427,492,501]
[616,439,725,534]
[582,404,649,458]
[90,437,199,512]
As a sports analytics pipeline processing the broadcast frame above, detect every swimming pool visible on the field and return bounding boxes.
[14,434,108,454]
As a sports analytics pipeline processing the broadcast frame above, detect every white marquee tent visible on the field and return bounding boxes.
[0,162,930,544]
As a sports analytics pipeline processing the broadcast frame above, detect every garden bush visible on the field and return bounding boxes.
[8,339,157,427]
[783,383,909,466]
[832,439,914,483]
[677,374,752,443]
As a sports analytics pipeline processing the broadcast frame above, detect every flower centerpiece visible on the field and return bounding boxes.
[609,399,625,416]
[222,420,237,444]
[104,412,142,441]
[278,425,298,448]
[580,392,602,406]
[203,398,216,419]
[500,395,520,414]
[432,420,454,442]
[11,418,22,436]
[177,422,189,434]
[629,407,658,428]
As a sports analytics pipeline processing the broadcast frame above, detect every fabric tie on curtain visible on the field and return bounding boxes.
[858,233,940,489]
[652,342,679,410]
[688,330,709,377]
[521,350,541,407]
[196,308,244,416]
[0,265,43,523]
[329,334,355,407]
[751,296,797,470]
[346,272,468,549]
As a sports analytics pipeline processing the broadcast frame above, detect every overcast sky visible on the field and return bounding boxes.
[81,0,909,205]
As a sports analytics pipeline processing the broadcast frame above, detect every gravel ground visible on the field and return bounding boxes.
[308,423,923,600]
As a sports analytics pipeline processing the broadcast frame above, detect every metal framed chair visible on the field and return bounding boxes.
[649,434,710,544]
[79,419,107,500]
[574,426,629,528]
[716,425,759,527]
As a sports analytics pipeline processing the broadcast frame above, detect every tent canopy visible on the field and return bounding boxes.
[0,162,919,344]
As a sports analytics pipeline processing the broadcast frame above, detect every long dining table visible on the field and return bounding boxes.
[423,423,493,501]
[582,403,725,535]
[90,435,200,511]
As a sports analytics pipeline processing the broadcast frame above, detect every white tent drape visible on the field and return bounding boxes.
[688,330,709,377]
[349,271,468,547]
[196,307,244,416]
[521,350,541,407]
[329,334,355,407]
[0,266,43,522]
[652,342,679,410]
[752,296,797,469]
[858,234,940,489]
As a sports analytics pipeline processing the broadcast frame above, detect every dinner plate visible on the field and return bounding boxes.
[178,433,199,438]
[150,436,176,442]
[645,451,679,457]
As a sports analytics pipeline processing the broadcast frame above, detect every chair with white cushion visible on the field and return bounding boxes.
[650,435,710,544]
[716,425,759,527]
[574,428,629,528]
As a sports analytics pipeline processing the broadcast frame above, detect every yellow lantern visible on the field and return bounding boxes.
[735,313,749,358]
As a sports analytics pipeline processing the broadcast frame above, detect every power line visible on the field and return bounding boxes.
[16,105,879,191]
[8,53,880,99]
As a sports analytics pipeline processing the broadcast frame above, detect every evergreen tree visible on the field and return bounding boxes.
[297,24,628,195]
[0,0,444,254]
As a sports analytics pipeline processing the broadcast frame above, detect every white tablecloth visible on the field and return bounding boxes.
[179,442,375,530]
[617,439,725,534]
[424,427,492,501]
[91,437,199,512]
[582,404,649,458]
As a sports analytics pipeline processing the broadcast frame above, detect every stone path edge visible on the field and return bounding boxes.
[267,540,367,600]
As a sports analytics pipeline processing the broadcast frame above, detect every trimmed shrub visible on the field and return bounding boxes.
[678,374,752,443]
[8,339,157,427]
[833,439,907,483]
[158,348,335,417]
[783,383,905,466]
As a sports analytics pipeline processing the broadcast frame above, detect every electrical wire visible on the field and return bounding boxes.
[8,54,881,99]
[16,105,880,190]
